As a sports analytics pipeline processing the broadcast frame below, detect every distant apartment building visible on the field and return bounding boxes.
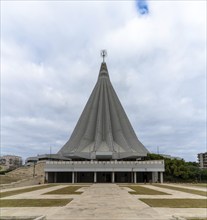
[0,155,23,170]
[198,152,207,168]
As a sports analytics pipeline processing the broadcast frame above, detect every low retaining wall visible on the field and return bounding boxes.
[0,175,44,190]
[0,216,46,220]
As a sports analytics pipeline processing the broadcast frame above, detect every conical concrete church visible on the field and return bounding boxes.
[30,51,164,183]
[58,61,148,160]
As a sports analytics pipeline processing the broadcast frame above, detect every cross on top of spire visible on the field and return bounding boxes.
[100,50,107,62]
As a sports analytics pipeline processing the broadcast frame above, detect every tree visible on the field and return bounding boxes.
[147,153,206,182]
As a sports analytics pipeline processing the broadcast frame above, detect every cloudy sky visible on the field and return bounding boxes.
[1,0,206,162]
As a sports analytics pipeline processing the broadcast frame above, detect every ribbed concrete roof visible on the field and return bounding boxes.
[58,62,149,159]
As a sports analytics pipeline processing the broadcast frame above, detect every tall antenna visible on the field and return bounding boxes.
[50,146,52,161]
[157,146,159,155]
[100,50,107,62]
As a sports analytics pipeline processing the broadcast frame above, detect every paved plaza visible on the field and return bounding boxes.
[1,183,207,220]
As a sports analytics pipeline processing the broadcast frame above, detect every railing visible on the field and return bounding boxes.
[46,160,164,165]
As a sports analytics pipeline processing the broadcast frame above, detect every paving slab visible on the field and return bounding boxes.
[1,185,69,199]
[0,184,51,193]
[155,208,207,219]
[162,183,207,192]
[0,207,60,217]
[1,185,89,200]
[46,184,171,220]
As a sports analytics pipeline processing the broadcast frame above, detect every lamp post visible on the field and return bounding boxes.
[33,161,35,177]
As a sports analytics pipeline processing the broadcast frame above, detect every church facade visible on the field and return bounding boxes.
[44,53,165,183]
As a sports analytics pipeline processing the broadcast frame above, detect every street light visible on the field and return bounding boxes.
[33,161,35,177]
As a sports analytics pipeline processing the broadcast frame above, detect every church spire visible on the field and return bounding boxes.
[98,62,109,78]
[99,50,109,78]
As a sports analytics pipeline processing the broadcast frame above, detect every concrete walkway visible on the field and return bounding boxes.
[1,184,84,200]
[161,183,207,192]
[47,184,171,220]
[1,184,207,220]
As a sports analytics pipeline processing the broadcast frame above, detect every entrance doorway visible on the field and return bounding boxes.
[115,172,131,183]
[97,172,112,183]
[77,172,94,183]
[137,172,152,183]
[47,172,72,183]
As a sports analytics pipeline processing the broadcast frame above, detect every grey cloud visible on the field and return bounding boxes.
[1,1,206,162]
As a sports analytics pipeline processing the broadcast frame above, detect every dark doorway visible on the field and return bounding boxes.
[115,172,132,183]
[56,172,72,183]
[47,172,72,183]
[77,172,94,183]
[47,172,55,183]
[137,172,152,183]
[97,172,112,183]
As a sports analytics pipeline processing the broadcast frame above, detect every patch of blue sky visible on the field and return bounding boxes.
[136,0,149,15]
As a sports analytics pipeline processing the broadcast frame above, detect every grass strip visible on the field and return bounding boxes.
[140,199,207,208]
[153,184,207,197]
[0,199,72,207]
[0,185,55,198]
[187,218,207,220]
[44,186,84,195]
[183,183,207,188]
[125,185,170,195]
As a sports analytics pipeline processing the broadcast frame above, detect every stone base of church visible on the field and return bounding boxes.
[45,160,164,183]
[46,171,163,183]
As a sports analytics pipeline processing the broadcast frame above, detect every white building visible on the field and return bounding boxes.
[0,155,22,170]
[198,152,207,168]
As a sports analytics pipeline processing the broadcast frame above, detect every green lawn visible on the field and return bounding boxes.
[183,183,207,188]
[0,199,72,207]
[153,184,207,197]
[0,184,55,198]
[187,218,207,220]
[44,186,84,195]
[140,199,207,208]
[125,185,170,195]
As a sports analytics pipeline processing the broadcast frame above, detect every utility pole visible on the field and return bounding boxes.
[50,146,52,161]
[157,146,159,155]
[33,162,35,177]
